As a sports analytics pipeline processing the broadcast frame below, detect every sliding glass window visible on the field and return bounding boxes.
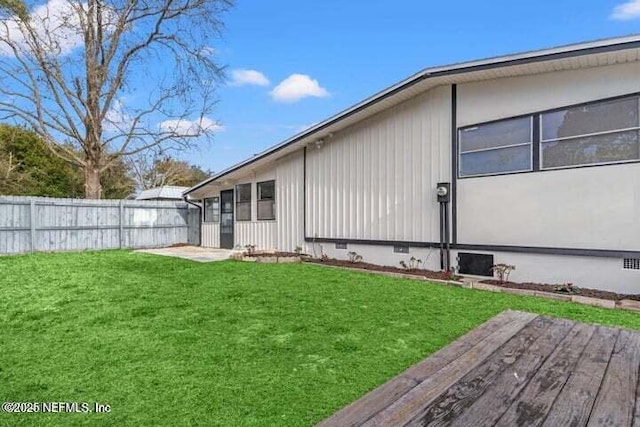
[204,197,219,223]
[458,116,533,177]
[257,180,275,220]
[540,97,640,169]
[235,183,252,221]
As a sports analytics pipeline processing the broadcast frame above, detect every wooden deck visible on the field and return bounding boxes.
[319,310,640,427]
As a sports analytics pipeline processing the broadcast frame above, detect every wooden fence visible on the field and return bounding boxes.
[0,196,200,255]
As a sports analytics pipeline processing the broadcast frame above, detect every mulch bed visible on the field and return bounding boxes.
[243,252,302,258]
[481,279,639,302]
[304,258,461,281]
[246,253,638,302]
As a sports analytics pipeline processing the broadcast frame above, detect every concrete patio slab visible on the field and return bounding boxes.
[135,246,238,262]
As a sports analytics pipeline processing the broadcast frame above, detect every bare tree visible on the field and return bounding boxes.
[0,0,231,198]
[128,149,210,190]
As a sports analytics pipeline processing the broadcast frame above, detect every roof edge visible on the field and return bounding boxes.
[185,34,640,196]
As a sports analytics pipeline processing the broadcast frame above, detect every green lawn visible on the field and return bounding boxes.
[1,251,639,426]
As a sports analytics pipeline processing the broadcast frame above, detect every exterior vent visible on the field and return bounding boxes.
[394,245,409,254]
[335,242,347,249]
[623,258,640,270]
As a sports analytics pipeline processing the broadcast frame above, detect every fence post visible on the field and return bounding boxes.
[30,199,36,252]
[119,200,124,248]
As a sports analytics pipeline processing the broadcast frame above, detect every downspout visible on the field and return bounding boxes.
[183,194,202,247]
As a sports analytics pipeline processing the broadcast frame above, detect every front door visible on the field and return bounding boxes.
[220,189,234,249]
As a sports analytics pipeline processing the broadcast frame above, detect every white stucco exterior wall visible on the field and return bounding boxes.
[456,60,640,252]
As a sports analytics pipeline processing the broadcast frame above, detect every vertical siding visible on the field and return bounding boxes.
[306,85,451,242]
[201,223,220,248]
[275,151,304,252]
[234,222,277,250]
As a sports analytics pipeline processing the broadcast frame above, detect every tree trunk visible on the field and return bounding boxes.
[84,164,102,199]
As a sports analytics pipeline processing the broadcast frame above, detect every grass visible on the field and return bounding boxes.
[1,251,640,426]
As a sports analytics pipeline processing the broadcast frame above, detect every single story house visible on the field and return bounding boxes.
[184,35,640,294]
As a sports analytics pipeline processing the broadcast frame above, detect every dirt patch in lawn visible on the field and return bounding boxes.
[481,279,636,302]
[304,258,461,281]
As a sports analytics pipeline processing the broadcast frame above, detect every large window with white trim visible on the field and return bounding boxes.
[458,116,533,177]
[540,96,640,169]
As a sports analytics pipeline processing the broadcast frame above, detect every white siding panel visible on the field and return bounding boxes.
[202,223,219,248]
[235,222,277,250]
[458,61,640,126]
[275,151,304,252]
[306,85,451,242]
[457,163,640,251]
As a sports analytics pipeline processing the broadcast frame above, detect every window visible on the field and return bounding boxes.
[541,97,640,169]
[459,116,533,177]
[393,245,409,254]
[257,180,276,220]
[236,183,252,221]
[624,258,640,270]
[204,197,219,222]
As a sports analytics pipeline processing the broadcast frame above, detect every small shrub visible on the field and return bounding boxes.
[294,246,303,255]
[491,264,516,284]
[244,244,257,255]
[400,257,422,270]
[320,252,329,262]
[555,282,581,295]
[347,251,363,263]
[443,269,455,280]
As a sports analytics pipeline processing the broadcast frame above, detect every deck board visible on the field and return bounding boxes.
[495,322,595,427]
[318,311,640,427]
[317,310,526,427]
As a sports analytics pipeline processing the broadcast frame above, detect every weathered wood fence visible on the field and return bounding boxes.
[0,196,200,255]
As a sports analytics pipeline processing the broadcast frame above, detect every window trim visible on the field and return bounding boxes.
[235,183,252,222]
[458,116,534,178]
[256,180,276,221]
[458,92,640,179]
[203,196,220,223]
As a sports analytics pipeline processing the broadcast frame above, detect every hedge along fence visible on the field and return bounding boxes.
[0,196,200,255]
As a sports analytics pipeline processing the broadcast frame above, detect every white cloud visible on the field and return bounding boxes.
[104,99,131,132]
[159,117,224,136]
[199,46,216,56]
[611,0,640,20]
[229,69,270,87]
[0,0,90,56]
[270,74,329,103]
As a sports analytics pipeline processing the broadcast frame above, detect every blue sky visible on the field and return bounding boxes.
[148,2,640,172]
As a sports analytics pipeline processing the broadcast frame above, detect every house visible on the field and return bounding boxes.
[136,186,190,201]
[184,35,640,294]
